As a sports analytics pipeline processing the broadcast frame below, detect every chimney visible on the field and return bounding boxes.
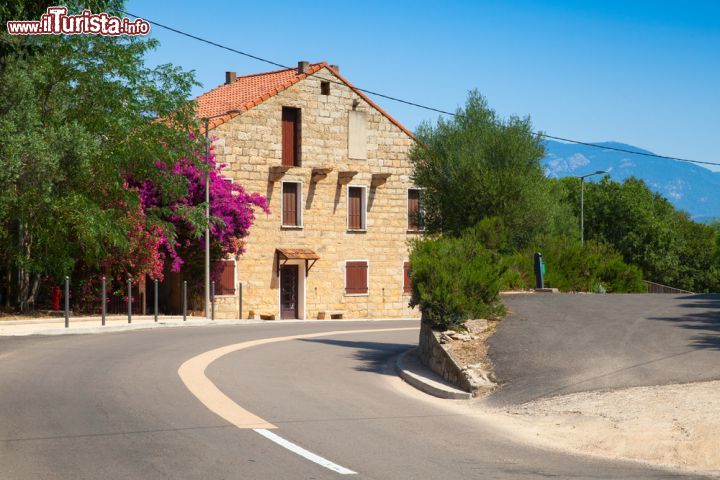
[225,71,236,84]
[297,60,310,74]
[330,64,339,72]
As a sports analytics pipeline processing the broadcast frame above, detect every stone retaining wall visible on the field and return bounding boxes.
[417,321,474,394]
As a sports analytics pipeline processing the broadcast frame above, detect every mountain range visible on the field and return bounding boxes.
[543,140,720,223]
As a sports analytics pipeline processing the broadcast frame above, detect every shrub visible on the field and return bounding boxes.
[499,235,645,293]
[409,230,506,331]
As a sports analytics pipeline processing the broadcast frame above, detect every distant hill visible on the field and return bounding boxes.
[543,140,720,223]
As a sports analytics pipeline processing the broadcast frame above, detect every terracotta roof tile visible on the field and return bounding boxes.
[194,62,415,140]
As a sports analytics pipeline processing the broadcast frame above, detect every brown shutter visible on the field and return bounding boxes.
[403,262,412,293]
[282,182,298,226]
[348,187,363,230]
[282,107,301,166]
[346,261,368,294]
[408,189,421,230]
[218,261,235,295]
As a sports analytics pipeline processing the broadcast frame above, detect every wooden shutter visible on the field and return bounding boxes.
[282,182,298,226]
[408,189,421,230]
[218,261,235,295]
[282,107,301,166]
[403,262,412,293]
[346,261,368,294]
[348,187,363,230]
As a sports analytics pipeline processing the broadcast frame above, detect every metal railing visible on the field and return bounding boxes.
[644,280,694,295]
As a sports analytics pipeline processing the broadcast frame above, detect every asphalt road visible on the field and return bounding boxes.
[488,293,720,406]
[0,319,704,479]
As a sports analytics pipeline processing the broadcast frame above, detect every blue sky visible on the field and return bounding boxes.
[126,0,720,170]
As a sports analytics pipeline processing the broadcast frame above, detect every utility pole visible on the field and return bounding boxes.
[577,170,606,246]
[202,110,240,319]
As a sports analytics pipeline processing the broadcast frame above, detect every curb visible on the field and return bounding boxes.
[395,348,471,400]
[0,317,419,337]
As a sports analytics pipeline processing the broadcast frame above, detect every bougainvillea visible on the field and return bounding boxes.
[74,140,268,313]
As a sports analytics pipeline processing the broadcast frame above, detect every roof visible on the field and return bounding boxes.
[194,62,415,139]
[276,248,320,261]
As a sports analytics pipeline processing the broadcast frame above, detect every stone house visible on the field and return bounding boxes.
[195,61,423,320]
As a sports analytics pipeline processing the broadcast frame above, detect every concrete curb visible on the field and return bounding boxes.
[395,348,471,400]
[0,317,419,337]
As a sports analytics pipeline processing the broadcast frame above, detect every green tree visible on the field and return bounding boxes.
[0,1,202,311]
[410,90,559,248]
[561,176,720,292]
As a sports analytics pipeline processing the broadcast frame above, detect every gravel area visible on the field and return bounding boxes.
[489,380,720,476]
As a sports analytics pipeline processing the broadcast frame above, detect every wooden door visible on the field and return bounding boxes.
[280,265,299,319]
[282,107,300,166]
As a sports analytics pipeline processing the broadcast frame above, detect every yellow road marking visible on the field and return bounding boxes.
[178,327,418,430]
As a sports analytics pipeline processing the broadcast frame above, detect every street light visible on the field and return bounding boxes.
[202,109,240,319]
[577,170,606,246]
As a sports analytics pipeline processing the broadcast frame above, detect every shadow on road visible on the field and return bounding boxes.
[649,294,720,351]
[299,338,415,375]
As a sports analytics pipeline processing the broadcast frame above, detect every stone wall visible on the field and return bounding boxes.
[417,322,474,393]
[210,67,421,319]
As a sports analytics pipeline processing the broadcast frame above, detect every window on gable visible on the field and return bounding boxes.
[282,106,301,166]
[321,81,330,95]
[346,261,368,295]
[408,188,424,231]
[348,110,367,160]
[403,261,412,294]
[217,260,236,295]
[282,181,302,227]
[347,186,367,231]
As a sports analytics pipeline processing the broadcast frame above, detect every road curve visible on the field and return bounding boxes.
[0,320,699,479]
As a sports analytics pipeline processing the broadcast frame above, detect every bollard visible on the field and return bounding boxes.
[127,277,132,324]
[238,282,242,320]
[534,252,545,289]
[182,280,187,321]
[64,276,70,328]
[154,279,158,322]
[211,281,215,321]
[101,276,106,326]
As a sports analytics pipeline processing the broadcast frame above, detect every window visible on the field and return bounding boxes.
[346,261,368,295]
[403,261,412,294]
[408,188,424,231]
[282,181,302,227]
[320,81,330,95]
[282,107,301,166]
[348,110,367,160]
[217,260,236,295]
[347,186,367,231]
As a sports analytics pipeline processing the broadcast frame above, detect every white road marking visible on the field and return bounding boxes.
[178,326,418,475]
[254,428,357,475]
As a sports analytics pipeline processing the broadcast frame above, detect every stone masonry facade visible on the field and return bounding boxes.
[205,65,421,319]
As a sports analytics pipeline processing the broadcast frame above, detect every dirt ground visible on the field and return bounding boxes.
[440,318,720,476]
[486,380,720,476]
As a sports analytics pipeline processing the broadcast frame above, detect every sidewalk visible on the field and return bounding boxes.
[0,315,268,336]
[0,315,418,336]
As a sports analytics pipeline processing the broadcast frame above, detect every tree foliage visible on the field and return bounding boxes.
[559,176,720,292]
[0,1,267,311]
[410,90,556,249]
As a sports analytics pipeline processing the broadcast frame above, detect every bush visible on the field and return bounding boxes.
[409,230,506,331]
[498,235,645,293]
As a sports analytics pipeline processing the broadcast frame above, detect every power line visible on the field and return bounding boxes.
[124,11,720,168]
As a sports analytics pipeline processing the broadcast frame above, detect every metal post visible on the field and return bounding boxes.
[211,281,215,321]
[127,277,132,324]
[205,118,211,324]
[534,253,545,289]
[238,282,242,320]
[101,276,106,326]
[580,178,585,247]
[182,280,187,321]
[64,276,69,328]
[154,279,158,322]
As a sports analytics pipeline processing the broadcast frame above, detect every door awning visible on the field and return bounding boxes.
[276,248,319,275]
